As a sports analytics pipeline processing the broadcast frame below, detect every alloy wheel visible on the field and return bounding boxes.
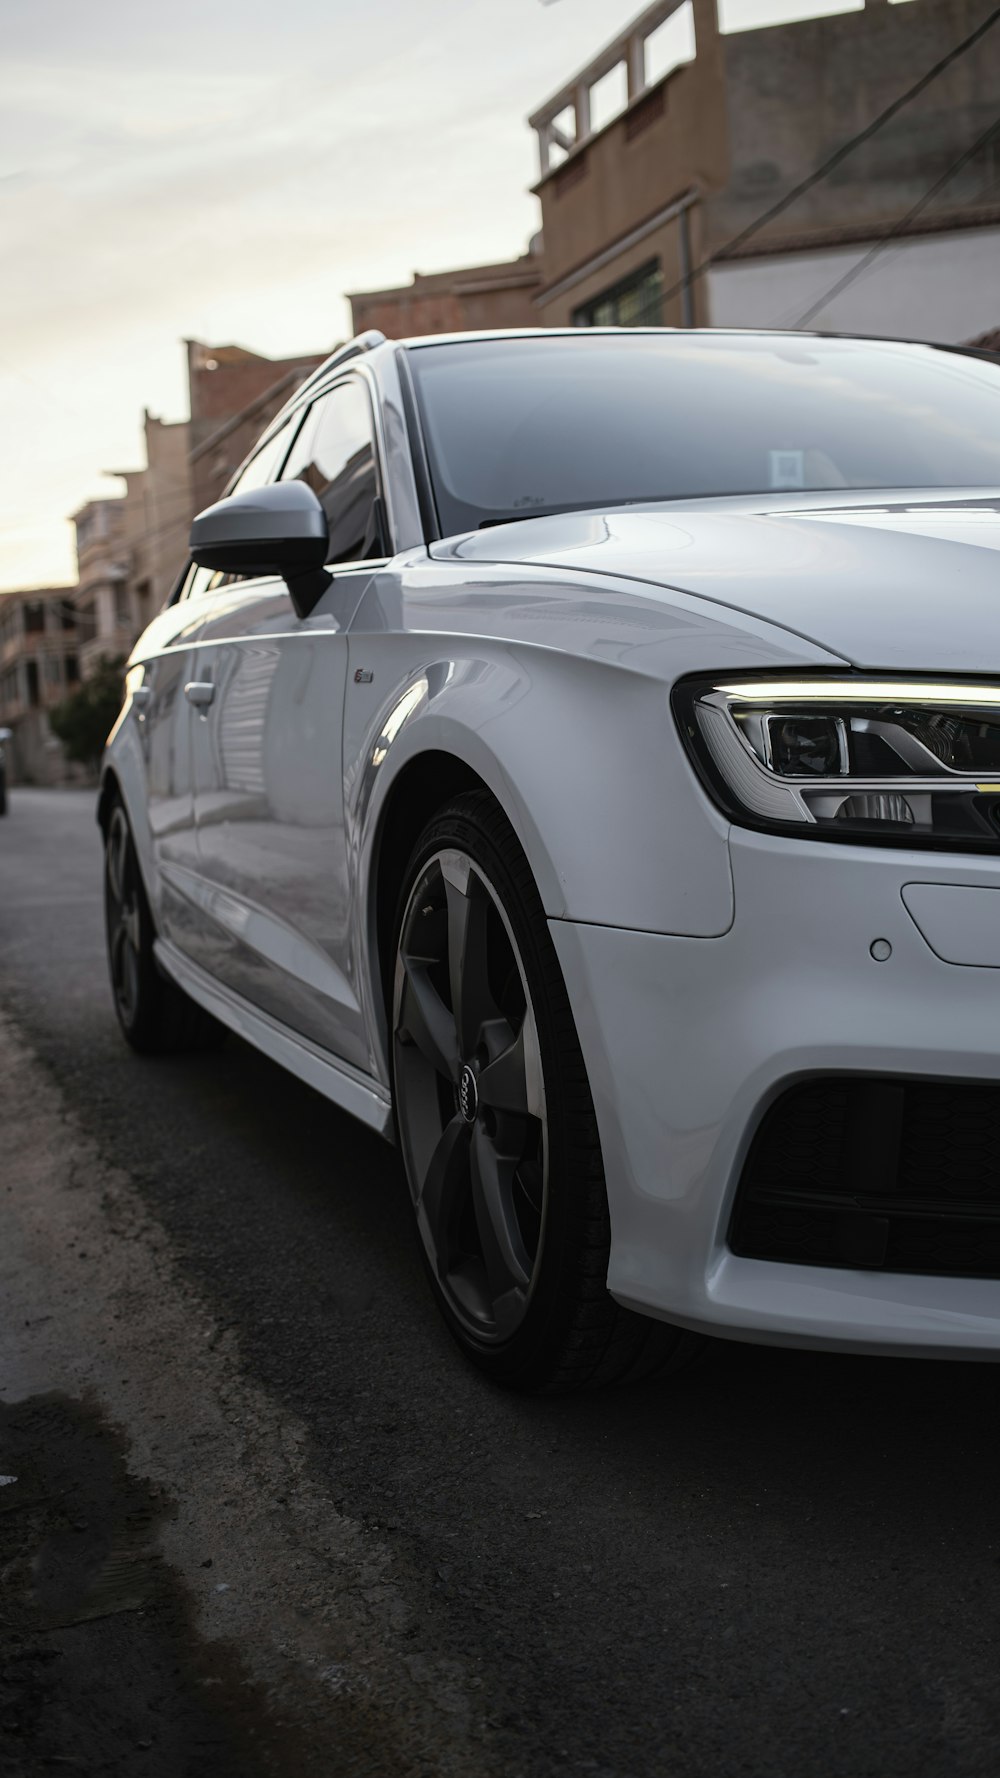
[105,806,142,1028]
[393,847,548,1343]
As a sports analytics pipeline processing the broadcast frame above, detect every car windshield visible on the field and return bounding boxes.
[407,333,1000,536]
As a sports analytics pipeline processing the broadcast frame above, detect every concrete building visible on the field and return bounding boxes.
[108,412,193,640]
[69,498,131,682]
[186,340,327,517]
[0,586,82,786]
[348,252,543,339]
[527,0,1000,341]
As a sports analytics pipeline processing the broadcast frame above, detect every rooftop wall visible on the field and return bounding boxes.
[710,0,1000,252]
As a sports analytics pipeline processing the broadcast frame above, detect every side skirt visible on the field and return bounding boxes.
[154,938,395,1141]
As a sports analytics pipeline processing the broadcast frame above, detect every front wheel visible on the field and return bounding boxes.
[104,796,223,1054]
[390,792,700,1392]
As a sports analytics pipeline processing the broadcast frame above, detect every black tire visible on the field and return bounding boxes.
[0,766,7,817]
[390,791,702,1392]
[104,794,224,1055]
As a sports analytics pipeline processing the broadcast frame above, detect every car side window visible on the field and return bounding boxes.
[180,413,302,599]
[279,381,384,564]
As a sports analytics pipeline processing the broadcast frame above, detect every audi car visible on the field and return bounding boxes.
[100,326,1000,1389]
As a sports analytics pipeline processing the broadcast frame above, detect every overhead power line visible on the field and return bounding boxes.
[789,113,1000,327]
[660,1,1000,309]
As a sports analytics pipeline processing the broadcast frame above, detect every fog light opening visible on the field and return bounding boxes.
[834,793,914,825]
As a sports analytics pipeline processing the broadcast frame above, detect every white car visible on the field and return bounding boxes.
[102,326,1000,1390]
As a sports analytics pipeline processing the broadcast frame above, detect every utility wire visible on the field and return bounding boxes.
[660,1,1000,308]
[789,114,1000,327]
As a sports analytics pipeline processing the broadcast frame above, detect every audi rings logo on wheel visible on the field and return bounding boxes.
[458,1064,479,1124]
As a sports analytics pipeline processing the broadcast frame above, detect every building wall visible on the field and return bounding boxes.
[70,499,131,680]
[0,587,82,786]
[707,223,1000,340]
[533,0,726,323]
[348,257,544,339]
[186,341,326,517]
[708,0,1000,252]
[143,413,192,609]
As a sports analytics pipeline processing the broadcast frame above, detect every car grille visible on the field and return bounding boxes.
[729,1078,1000,1277]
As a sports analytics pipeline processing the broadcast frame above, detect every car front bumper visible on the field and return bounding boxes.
[550,826,1000,1357]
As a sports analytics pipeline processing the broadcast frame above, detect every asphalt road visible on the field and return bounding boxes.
[2,787,1000,1777]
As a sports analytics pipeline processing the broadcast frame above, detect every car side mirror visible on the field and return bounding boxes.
[189,481,331,619]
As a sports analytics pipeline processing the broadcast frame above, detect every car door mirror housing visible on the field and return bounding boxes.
[189,481,331,606]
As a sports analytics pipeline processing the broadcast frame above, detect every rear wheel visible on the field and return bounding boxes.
[104,796,223,1054]
[390,792,701,1391]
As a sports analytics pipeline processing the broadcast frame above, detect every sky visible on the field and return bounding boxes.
[0,0,860,591]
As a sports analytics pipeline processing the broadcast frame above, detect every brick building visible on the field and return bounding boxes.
[186,340,327,516]
[0,587,81,786]
[348,252,543,340]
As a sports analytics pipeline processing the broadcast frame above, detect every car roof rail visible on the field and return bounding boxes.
[295,330,388,400]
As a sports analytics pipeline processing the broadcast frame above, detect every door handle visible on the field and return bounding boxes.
[185,680,216,709]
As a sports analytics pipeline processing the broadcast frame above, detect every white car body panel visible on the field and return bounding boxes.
[102,329,1000,1360]
[553,827,1000,1353]
[442,491,1000,672]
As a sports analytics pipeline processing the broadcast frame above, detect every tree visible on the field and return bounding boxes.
[50,656,127,771]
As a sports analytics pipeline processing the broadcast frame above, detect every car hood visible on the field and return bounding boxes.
[441,490,1000,673]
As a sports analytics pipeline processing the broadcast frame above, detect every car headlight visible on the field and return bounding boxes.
[673,676,1000,849]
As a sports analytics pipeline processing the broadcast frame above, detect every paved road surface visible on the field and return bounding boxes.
[2,787,1000,1777]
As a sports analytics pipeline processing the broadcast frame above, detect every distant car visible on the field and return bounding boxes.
[101,327,1000,1389]
[0,727,10,817]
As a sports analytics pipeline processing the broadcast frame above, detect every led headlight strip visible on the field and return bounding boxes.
[675,675,1000,849]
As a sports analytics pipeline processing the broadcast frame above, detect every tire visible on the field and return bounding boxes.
[0,765,7,817]
[390,791,702,1392]
[104,795,224,1055]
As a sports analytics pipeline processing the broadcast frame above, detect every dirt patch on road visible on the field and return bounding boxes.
[0,1010,493,1777]
[0,1392,305,1777]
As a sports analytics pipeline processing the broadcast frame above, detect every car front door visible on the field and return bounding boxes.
[185,376,389,1072]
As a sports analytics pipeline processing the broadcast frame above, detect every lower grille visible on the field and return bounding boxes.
[730,1078,1000,1278]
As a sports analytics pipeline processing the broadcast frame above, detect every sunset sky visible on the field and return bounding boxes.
[0,0,860,590]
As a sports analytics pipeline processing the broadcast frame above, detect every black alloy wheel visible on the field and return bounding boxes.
[391,791,701,1392]
[105,804,143,1032]
[103,793,223,1055]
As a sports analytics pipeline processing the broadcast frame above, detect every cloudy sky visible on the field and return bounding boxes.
[0,0,854,590]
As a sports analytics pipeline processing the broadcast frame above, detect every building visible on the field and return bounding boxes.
[141,411,193,613]
[186,340,327,517]
[0,586,81,786]
[527,0,1000,341]
[108,412,193,642]
[69,413,191,684]
[348,252,543,339]
[69,497,131,682]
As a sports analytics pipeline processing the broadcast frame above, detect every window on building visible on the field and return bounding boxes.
[61,604,76,632]
[45,656,61,685]
[573,260,664,329]
[114,584,130,627]
[66,655,80,685]
[24,602,45,635]
[279,380,383,563]
[25,660,39,708]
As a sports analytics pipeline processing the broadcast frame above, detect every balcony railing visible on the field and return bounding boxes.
[529,0,697,177]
